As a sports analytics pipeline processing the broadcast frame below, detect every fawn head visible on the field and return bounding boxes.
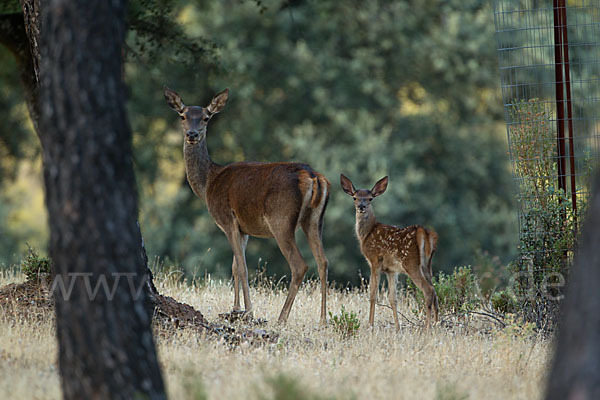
[340,174,388,213]
[164,87,229,145]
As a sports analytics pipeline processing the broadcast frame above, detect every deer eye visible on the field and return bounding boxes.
[352,197,356,200]
[180,115,186,121]
[203,116,210,122]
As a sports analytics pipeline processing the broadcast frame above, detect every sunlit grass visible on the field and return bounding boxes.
[0,270,550,399]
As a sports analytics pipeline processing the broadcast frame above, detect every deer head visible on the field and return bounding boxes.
[164,87,229,145]
[340,174,388,213]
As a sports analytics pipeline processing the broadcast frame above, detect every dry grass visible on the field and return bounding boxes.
[0,269,551,399]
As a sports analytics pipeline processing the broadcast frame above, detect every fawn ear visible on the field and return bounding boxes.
[164,86,185,114]
[340,174,356,196]
[371,176,388,197]
[207,88,229,114]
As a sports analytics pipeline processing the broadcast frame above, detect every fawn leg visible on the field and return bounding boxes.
[369,262,381,327]
[410,272,436,329]
[386,271,400,331]
[418,229,438,325]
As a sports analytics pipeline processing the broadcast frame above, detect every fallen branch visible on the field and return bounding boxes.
[376,302,422,327]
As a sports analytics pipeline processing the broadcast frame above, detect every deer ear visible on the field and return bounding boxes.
[207,88,229,114]
[164,86,185,114]
[371,176,388,197]
[340,174,356,196]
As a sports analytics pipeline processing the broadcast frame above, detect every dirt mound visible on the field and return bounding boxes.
[150,292,276,345]
[0,279,53,317]
[0,279,277,345]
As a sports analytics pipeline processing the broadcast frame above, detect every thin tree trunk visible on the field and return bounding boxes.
[546,173,600,400]
[39,0,165,398]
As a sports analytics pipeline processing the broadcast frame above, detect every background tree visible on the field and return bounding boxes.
[132,0,517,284]
[0,0,214,264]
[1,0,518,287]
[40,0,165,398]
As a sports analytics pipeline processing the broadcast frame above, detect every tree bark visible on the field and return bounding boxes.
[39,0,165,398]
[546,173,600,400]
[18,0,40,84]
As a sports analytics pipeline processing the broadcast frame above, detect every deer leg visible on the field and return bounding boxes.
[302,215,329,325]
[410,272,436,330]
[231,255,241,311]
[226,230,252,314]
[272,231,309,323]
[238,234,251,313]
[425,252,439,323]
[418,230,438,324]
[386,271,400,331]
[368,263,381,328]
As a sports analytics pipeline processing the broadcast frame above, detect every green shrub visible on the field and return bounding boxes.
[21,245,52,282]
[329,305,360,338]
[491,290,518,314]
[408,266,480,314]
[473,250,506,299]
[508,98,586,329]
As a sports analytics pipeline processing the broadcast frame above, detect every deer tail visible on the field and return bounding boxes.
[427,230,438,283]
[310,174,330,210]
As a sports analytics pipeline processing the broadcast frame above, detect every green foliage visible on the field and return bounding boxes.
[436,266,480,313]
[0,185,47,268]
[0,192,22,267]
[130,0,517,285]
[491,290,518,314]
[0,46,38,182]
[409,266,480,314]
[1,0,518,286]
[507,99,584,329]
[0,0,20,14]
[329,305,360,338]
[21,245,52,282]
[472,250,506,299]
[127,0,217,67]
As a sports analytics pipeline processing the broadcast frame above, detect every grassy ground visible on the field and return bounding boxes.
[0,269,551,400]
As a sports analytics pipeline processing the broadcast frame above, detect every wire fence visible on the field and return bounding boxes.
[494,0,600,328]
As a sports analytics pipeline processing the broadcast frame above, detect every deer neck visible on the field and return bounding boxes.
[183,138,220,200]
[355,207,378,243]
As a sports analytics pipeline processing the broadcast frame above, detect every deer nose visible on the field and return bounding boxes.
[358,204,366,212]
[187,130,200,140]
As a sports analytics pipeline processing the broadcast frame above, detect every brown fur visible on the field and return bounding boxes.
[165,87,330,323]
[340,174,439,330]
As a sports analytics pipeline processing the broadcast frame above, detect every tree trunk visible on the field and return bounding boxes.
[39,0,165,398]
[546,173,600,400]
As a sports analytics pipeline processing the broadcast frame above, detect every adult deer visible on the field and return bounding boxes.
[164,87,330,323]
[340,174,439,330]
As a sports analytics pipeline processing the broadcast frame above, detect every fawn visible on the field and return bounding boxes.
[340,174,439,330]
[164,87,330,323]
